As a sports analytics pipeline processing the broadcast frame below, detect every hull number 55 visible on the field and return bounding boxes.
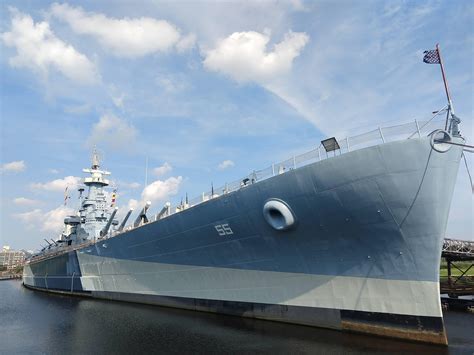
[215,223,233,236]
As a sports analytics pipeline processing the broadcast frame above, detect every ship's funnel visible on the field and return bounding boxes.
[100,207,118,237]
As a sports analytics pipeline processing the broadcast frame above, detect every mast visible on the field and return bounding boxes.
[424,44,461,136]
[436,44,455,116]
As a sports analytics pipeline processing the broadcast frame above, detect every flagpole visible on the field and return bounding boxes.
[436,44,455,116]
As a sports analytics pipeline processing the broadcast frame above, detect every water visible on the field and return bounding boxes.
[1,280,473,354]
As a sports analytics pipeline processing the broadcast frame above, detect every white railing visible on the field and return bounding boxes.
[142,116,445,224]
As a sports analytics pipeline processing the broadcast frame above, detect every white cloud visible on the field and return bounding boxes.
[203,30,309,84]
[176,33,196,52]
[153,162,172,176]
[50,3,187,58]
[218,160,235,170]
[1,160,26,173]
[155,73,190,93]
[14,209,43,229]
[111,93,125,109]
[13,197,40,206]
[127,199,139,211]
[42,206,74,233]
[87,114,137,150]
[49,169,59,174]
[116,198,139,221]
[1,8,99,84]
[288,0,308,11]
[201,30,314,127]
[14,205,73,233]
[31,176,81,192]
[141,176,182,204]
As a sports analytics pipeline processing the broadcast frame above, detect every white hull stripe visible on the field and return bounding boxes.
[76,254,442,318]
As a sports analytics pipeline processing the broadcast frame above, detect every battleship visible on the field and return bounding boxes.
[23,47,469,345]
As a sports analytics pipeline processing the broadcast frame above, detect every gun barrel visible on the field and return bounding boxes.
[118,208,133,231]
[134,201,151,227]
[157,202,171,220]
[100,207,118,237]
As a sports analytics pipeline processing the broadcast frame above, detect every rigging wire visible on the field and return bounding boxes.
[438,141,474,149]
[462,152,473,194]
[407,104,448,139]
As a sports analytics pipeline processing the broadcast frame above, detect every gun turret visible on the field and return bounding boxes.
[118,208,133,232]
[134,201,151,227]
[44,239,52,246]
[100,207,118,237]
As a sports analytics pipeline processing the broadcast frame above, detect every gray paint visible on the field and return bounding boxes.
[23,135,462,344]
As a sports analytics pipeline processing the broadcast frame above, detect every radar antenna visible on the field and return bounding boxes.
[92,146,100,169]
[91,147,104,169]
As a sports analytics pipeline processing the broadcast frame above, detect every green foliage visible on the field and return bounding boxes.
[440,259,474,277]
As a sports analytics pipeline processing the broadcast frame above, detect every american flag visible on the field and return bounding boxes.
[423,49,440,64]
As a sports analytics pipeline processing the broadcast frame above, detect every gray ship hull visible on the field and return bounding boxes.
[23,135,463,344]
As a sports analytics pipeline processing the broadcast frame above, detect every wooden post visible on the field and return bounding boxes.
[447,259,452,286]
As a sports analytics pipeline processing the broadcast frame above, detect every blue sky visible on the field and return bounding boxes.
[0,0,472,250]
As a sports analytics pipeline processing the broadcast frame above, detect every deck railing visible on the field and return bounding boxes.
[144,116,446,224]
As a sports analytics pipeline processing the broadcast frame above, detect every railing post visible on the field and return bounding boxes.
[346,137,350,152]
[415,119,421,138]
[272,163,275,176]
[378,127,385,143]
[318,147,321,161]
[293,156,296,169]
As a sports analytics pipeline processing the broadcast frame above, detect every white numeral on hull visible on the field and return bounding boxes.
[215,223,233,236]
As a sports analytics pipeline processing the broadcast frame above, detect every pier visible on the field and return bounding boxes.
[440,238,474,310]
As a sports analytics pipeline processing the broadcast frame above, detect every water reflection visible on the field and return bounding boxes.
[1,281,472,354]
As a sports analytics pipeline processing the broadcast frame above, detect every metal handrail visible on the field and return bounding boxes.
[443,238,474,257]
[157,117,445,221]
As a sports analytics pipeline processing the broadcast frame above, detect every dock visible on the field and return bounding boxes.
[440,238,474,310]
